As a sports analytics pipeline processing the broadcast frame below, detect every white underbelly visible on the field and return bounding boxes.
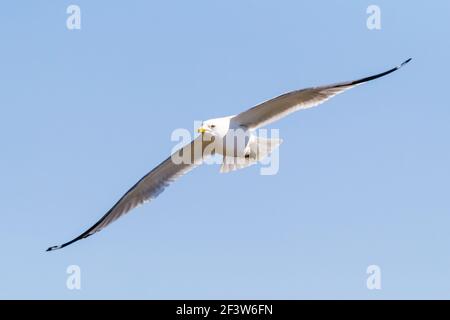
[214,131,254,158]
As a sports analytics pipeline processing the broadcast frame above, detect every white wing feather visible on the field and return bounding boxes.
[47,136,212,251]
[233,59,411,130]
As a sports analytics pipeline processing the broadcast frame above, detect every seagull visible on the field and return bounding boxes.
[47,58,411,251]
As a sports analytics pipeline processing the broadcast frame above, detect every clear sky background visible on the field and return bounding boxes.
[1,1,449,299]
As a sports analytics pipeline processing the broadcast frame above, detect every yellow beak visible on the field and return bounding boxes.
[197,127,207,134]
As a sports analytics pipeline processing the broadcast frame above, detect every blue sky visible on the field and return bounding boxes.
[0,1,449,299]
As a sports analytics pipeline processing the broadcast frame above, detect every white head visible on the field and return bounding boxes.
[197,116,234,138]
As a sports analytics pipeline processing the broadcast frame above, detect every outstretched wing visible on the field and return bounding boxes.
[47,135,213,251]
[233,59,411,130]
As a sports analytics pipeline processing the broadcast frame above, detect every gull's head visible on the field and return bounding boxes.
[197,116,233,137]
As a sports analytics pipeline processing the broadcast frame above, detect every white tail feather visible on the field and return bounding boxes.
[219,137,283,173]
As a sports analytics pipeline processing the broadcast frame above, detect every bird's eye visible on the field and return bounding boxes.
[210,125,216,128]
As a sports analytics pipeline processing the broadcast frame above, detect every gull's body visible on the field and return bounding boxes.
[47,59,411,251]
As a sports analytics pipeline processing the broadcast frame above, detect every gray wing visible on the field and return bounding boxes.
[233,59,411,130]
[47,136,212,251]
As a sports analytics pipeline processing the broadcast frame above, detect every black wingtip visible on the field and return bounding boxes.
[46,233,91,252]
[46,245,62,252]
[339,58,413,88]
[400,58,412,67]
